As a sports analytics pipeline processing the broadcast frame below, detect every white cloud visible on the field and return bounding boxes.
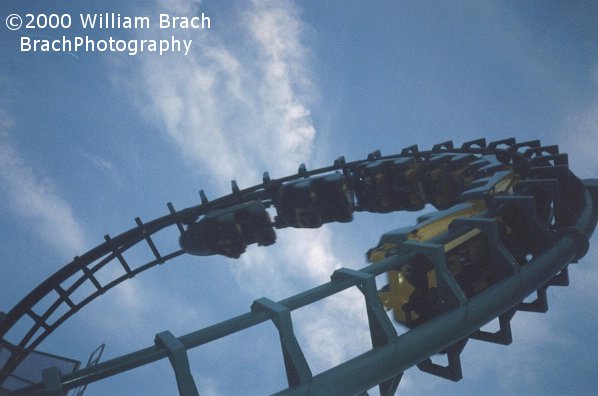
[238,227,342,297]
[572,244,598,300]
[77,149,125,188]
[120,0,371,386]
[79,150,114,172]
[562,67,598,179]
[293,289,371,374]
[0,112,88,258]
[125,0,317,190]
[564,102,598,179]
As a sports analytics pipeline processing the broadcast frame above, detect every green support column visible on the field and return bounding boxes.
[251,298,312,387]
[155,331,200,396]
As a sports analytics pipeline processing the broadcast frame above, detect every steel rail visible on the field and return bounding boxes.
[275,187,597,395]
[1,141,508,382]
[1,138,594,394]
[8,184,596,396]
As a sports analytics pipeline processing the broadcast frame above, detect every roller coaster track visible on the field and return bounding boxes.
[1,138,596,395]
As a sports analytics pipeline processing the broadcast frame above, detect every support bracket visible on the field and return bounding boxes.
[42,366,64,396]
[331,268,399,395]
[470,307,516,345]
[417,338,468,381]
[331,268,397,347]
[517,285,548,313]
[155,331,199,396]
[251,298,312,387]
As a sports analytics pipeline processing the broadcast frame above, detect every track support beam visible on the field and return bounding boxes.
[417,338,468,381]
[331,268,400,395]
[470,308,516,345]
[155,331,200,396]
[331,268,397,347]
[251,298,312,387]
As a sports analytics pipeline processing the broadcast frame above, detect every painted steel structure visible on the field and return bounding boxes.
[0,138,596,395]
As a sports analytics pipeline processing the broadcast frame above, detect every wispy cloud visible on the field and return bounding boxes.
[564,103,598,179]
[126,0,317,189]
[0,111,88,258]
[76,148,125,188]
[121,0,371,388]
[78,150,114,173]
[562,65,598,179]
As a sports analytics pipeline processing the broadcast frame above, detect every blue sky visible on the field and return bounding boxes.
[1,0,597,395]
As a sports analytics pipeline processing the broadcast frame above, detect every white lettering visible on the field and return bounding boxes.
[159,13,210,29]
[159,14,170,29]
[80,14,96,28]
[21,37,31,51]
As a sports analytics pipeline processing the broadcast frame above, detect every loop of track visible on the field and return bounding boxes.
[1,138,596,395]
